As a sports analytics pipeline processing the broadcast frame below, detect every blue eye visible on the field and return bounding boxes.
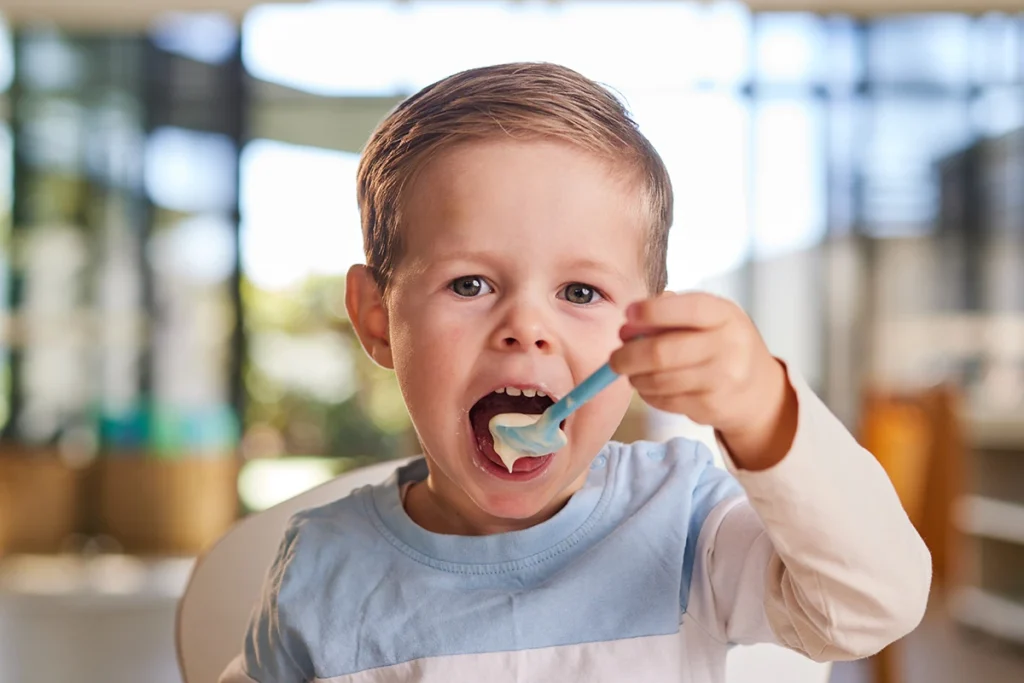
[450,276,493,297]
[560,283,602,305]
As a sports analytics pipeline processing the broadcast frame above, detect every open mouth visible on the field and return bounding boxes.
[469,387,557,475]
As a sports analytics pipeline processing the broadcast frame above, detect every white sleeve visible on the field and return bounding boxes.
[686,364,932,662]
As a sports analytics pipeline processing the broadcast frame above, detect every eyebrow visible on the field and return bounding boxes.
[419,250,635,286]
[562,257,629,280]
[420,250,501,269]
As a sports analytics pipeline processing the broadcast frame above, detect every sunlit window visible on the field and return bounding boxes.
[241,0,762,288]
[970,13,1020,84]
[868,14,972,86]
[624,91,751,289]
[693,1,752,85]
[149,12,238,65]
[148,215,237,285]
[243,1,413,96]
[145,126,237,213]
[244,1,752,96]
[972,87,1024,138]
[240,139,364,291]
[235,1,1024,447]
[754,13,826,84]
[752,99,827,257]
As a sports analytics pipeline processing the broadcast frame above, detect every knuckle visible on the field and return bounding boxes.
[725,360,746,384]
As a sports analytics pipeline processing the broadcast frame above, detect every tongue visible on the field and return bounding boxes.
[508,454,549,472]
[473,413,549,472]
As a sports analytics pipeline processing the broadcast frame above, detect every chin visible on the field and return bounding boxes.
[471,487,564,524]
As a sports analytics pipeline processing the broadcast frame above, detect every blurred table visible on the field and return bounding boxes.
[0,554,194,683]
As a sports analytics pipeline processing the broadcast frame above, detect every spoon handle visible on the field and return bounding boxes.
[543,362,619,425]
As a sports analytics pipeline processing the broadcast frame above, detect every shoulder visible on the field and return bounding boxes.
[265,485,389,608]
[603,437,744,519]
[607,437,723,486]
[241,491,382,681]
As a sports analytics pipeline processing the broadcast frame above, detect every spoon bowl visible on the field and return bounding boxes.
[491,362,619,456]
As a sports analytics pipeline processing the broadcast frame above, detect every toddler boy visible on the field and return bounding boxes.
[220,62,930,683]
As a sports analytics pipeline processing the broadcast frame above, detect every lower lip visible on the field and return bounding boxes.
[471,439,554,482]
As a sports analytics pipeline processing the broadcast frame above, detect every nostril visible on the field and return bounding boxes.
[534,340,546,349]
[503,337,517,347]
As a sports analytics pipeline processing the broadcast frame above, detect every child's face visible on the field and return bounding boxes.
[380,139,649,531]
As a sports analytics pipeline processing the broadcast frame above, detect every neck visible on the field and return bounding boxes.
[403,478,571,536]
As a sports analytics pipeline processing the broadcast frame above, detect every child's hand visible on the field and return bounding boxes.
[609,291,798,470]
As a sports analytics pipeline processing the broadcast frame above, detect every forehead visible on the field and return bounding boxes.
[402,139,648,266]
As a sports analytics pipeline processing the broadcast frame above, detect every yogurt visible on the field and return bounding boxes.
[487,413,564,472]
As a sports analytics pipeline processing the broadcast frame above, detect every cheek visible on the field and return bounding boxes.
[390,305,473,396]
[604,380,636,417]
[573,379,634,437]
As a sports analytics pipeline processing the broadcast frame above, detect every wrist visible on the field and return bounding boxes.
[719,359,798,471]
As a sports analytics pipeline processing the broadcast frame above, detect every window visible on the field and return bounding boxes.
[752,98,827,257]
[240,140,363,290]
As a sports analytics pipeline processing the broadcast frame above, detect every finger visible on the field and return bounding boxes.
[625,291,733,331]
[628,364,716,397]
[641,393,716,424]
[619,321,660,341]
[609,330,720,376]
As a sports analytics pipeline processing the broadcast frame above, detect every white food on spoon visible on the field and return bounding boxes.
[488,413,563,472]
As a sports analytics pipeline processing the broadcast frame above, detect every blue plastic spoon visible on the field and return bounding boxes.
[490,362,620,456]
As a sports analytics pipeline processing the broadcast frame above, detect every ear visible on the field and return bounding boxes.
[345,264,393,369]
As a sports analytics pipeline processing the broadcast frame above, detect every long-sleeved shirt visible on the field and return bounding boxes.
[220,366,931,683]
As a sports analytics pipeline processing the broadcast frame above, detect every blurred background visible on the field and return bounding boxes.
[0,0,1021,681]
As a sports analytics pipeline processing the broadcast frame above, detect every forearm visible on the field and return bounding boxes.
[719,366,931,660]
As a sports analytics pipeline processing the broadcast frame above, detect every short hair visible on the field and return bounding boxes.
[356,62,673,294]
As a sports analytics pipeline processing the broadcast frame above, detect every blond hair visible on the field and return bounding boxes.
[357,62,673,294]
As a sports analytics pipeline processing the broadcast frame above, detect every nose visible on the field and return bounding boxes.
[490,298,557,354]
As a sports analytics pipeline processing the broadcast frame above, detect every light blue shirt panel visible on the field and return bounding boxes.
[242,438,743,681]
